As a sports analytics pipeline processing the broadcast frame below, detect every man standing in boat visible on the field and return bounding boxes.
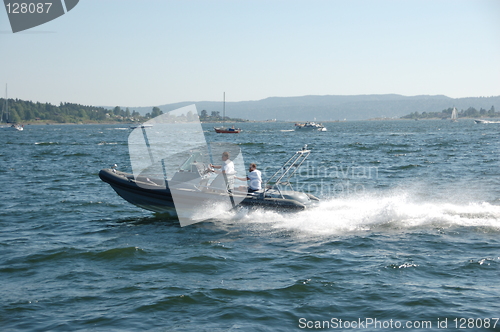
[210,151,235,191]
[236,163,262,193]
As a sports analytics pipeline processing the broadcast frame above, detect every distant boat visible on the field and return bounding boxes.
[130,124,153,129]
[214,92,241,133]
[474,119,500,124]
[214,126,241,133]
[9,124,24,131]
[0,84,7,128]
[450,107,458,122]
[1,84,23,131]
[1,84,8,128]
[295,122,327,132]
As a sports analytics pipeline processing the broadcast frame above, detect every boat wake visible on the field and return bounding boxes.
[221,192,500,236]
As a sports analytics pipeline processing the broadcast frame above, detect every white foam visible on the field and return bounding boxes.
[230,192,500,237]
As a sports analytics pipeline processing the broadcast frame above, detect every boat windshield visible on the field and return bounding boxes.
[178,151,207,172]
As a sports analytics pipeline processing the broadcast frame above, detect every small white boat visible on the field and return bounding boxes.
[295,122,327,131]
[474,119,500,124]
[9,124,24,131]
[450,107,458,122]
[129,124,153,129]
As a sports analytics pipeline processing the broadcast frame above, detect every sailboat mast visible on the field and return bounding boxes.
[223,92,225,127]
[2,84,7,123]
[1,85,4,123]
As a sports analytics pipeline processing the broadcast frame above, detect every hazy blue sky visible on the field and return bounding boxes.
[1,0,499,107]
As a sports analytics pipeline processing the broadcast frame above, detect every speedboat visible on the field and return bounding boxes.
[214,126,241,133]
[99,146,319,225]
[474,119,500,124]
[8,124,24,131]
[295,122,326,131]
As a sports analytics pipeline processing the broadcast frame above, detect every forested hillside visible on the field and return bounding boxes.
[0,99,143,123]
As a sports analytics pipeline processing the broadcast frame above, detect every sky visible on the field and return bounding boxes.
[1,0,499,107]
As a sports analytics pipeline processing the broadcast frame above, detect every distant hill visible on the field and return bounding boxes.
[127,94,500,121]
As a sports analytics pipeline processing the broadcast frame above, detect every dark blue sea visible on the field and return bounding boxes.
[1,120,500,331]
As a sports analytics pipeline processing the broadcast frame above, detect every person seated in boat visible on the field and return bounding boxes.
[236,163,262,193]
[209,151,235,191]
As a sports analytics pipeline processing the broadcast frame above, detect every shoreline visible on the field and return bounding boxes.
[11,117,500,126]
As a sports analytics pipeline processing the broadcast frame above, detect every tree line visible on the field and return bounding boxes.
[402,106,498,120]
[142,107,247,122]
[0,98,153,123]
[0,98,140,123]
[199,109,247,122]
[0,98,248,124]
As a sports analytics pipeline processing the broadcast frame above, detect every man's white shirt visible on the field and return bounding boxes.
[222,160,235,174]
[248,169,262,190]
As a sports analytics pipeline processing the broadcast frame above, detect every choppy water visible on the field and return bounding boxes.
[1,120,500,331]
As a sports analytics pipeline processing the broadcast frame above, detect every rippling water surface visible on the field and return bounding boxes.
[1,121,499,331]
